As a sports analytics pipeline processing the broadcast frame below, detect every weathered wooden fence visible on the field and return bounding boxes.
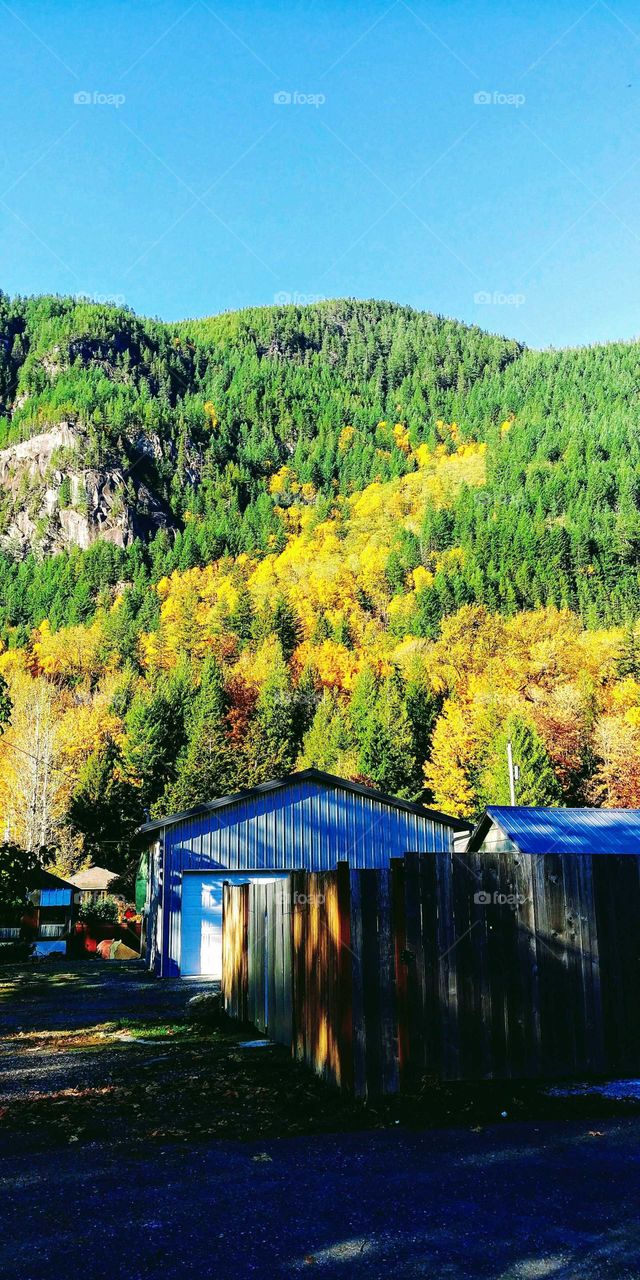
[221,850,640,1094]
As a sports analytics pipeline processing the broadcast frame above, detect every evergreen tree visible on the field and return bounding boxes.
[123,663,193,812]
[349,665,379,748]
[243,643,297,784]
[298,689,352,772]
[67,739,138,875]
[291,664,321,751]
[272,594,302,660]
[616,627,640,679]
[160,657,236,813]
[478,715,561,809]
[356,673,418,799]
[227,584,254,642]
[404,663,440,771]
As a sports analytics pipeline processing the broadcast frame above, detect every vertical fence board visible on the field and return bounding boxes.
[499,848,525,1079]
[349,870,367,1098]
[291,872,304,1061]
[336,861,354,1093]
[420,852,443,1078]
[377,868,399,1095]
[281,879,293,1046]
[563,854,597,1072]
[436,851,460,1081]
[393,853,426,1089]
[451,848,479,1079]
[513,852,540,1078]
[360,870,383,1095]
[391,858,409,1087]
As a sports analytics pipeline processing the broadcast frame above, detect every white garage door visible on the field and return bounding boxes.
[180,872,288,978]
[181,875,225,977]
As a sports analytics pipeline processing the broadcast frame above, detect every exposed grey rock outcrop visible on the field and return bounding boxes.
[0,422,175,555]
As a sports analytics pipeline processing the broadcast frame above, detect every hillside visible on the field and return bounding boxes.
[0,294,517,557]
[1,293,640,876]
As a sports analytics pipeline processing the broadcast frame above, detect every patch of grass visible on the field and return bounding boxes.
[1,1020,215,1056]
[111,1020,195,1039]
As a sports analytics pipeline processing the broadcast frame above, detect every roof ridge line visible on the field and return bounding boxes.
[135,768,470,837]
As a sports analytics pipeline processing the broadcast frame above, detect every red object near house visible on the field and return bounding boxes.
[74,923,97,953]
[73,921,140,957]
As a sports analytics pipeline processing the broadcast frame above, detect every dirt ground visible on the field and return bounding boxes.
[5,961,640,1278]
[3,958,640,1156]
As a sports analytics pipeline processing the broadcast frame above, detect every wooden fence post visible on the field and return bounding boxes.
[349,869,367,1098]
[391,857,409,1086]
[239,882,249,1024]
[221,882,230,1013]
[291,870,305,1062]
[336,860,354,1092]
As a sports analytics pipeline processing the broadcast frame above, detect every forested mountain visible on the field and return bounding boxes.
[1,292,640,878]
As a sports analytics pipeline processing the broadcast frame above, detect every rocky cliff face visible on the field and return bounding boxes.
[0,422,174,555]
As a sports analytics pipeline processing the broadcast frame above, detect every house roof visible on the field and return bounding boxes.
[31,867,76,891]
[135,768,471,838]
[467,806,640,855]
[68,866,119,890]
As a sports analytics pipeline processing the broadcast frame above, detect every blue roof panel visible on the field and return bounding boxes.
[486,806,640,855]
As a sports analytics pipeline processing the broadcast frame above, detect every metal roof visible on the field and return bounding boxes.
[468,806,640,855]
[135,768,470,837]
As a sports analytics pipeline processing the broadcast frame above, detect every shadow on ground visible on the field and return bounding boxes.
[0,958,212,1033]
[4,962,640,1277]
[2,1120,640,1279]
[4,959,640,1158]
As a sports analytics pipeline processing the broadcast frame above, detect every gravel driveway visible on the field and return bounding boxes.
[2,1119,640,1279]
[3,960,640,1279]
[0,957,214,1034]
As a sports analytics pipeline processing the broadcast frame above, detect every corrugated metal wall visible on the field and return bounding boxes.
[40,889,73,907]
[157,777,457,975]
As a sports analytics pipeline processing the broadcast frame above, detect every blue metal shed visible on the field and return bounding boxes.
[468,806,640,856]
[137,768,469,977]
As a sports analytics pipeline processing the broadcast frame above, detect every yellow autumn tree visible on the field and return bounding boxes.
[424,699,478,817]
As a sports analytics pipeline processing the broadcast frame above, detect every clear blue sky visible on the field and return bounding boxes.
[1,0,639,347]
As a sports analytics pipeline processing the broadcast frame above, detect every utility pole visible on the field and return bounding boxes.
[507,739,517,805]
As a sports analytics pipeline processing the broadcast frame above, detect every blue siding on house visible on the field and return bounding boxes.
[40,889,72,907]
[154,776,458,976]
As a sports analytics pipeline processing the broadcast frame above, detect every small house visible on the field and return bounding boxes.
[136,768,470,978]
[0,868,78,957]
[68,866,124,908]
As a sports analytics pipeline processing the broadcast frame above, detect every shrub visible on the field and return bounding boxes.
[79,895,120,925]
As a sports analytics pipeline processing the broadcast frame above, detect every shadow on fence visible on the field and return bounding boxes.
[222,850,640,1096]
